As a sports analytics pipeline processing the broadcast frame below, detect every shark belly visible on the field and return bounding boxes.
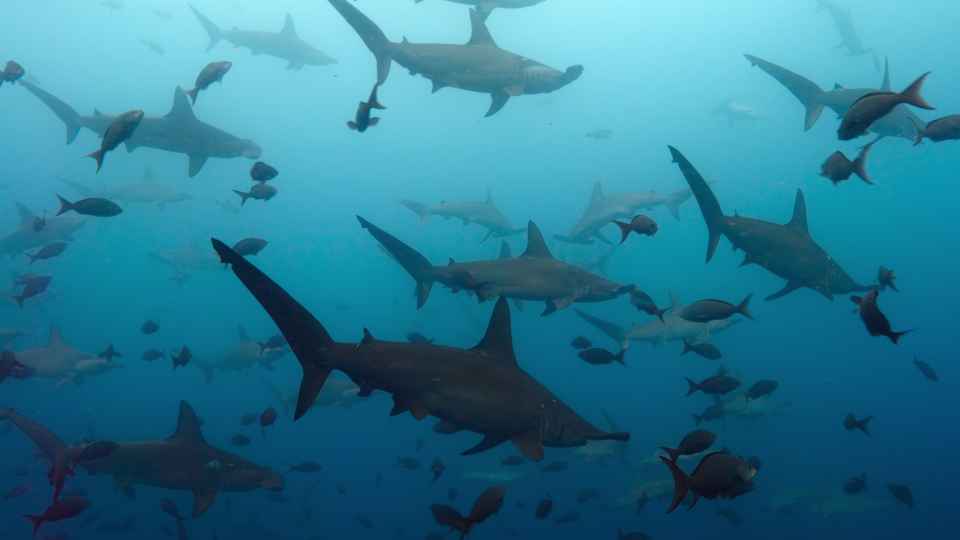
[392,44,520,94]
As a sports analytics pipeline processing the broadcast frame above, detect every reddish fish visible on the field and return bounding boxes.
[685,375,741,396]
[660,452,756,513]
[430,486,505,540]
[855,290,914,344]
[887,484,914,510]
[611,215,658,243]
[534,493,554,519]
[843,412,872,436]
[838,73,934,141]
[259,407,277,436]
[659,430,716,463]
[22,497,90,535]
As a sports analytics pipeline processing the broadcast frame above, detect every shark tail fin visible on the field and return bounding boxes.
[668,147,725,262]
[327,0,394,85]
[211,239,338,420]
[357,216,437,309]
[19,80,84,144]
[898,72,935,111]
[189,4,223,52]
[397,199,431,230]
[852,143,874,184]
[660,456,691,513]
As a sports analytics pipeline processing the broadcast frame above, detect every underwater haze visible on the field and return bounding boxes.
[0,0,957,539]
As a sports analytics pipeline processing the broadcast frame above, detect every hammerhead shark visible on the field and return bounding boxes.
[744,54,927,144]
[16,325,123,385]
[192,325,288,383]
[326,0,583,116]
[147,242,222,272]
[259,376,371,418]
[575,291,741,350]
[554,182,693,245]
[189,5,337,70]
[815,0,875,57]
[361,217,636,315]
[1,202,90,259]
[57,167,193,211]
[212,239,630,462]
[438,0,546,21]
[20,80,261,177]
[398,187,523,242]
[670,146,878,301]
[0,326,30,348]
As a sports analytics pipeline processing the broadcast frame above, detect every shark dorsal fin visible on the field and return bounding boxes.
[485,185,494,206]
[168,401,206,444]
[238,325,251,344]
[520,222,553,259]
[466,9,497,47]
[880,57,891,91]
[833,83,844,90]
[46,324,66,348]
[142,166,156,183]
[280,13,296,37]
[15,202,38,227]
[785,189,809,234]
[498,240,512,259]
[668,290,683,311]
[470,297,518,368]
[591,181,604,203]
[166,88,197,121]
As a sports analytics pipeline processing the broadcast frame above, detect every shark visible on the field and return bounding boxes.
[798,485,894,517]
[0,326,30,347]
[189,5,337,70]
[398,187,523,243]
[57,167,193,211]
[457,462,536,484]
[438,0,546,21]
[815,0,875,57]
[260,377,372,418]
[670,146,878,301]
[15,325,122,385]
[361,217,636,315]
[147,242,222,272]
[710,98,770,129]
[720,390,789,431]
[0,202,89,259]
[575,291,741,351]
[602,452,699,512]
[326,0,583,117]
[553,182,693,245]
[212,238,630,462]
[765,484,824,514]
[20,80,262,177]
[744,54,927,144]
[192,326,288,383]
[576,245,618,277]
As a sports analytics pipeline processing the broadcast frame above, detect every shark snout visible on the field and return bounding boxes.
[262,470,285,491]
[241,140,262,159]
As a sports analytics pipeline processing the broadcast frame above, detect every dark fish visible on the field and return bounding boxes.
[429,457,445,484]
[843,412,872,436]
[172,346,192,370]
[85,110,144,172]
[555,510,581,526]
[611,215,658,243]
[570,336,592,350]
[255,334,286,354]
[535,494,554,519]
[911,114,960,144]
[1,350,31,383]
[539,461,568,476]
[685,375,741,396]
[332,302,349,312]
[887,484,914,510]
[168,271,191,287]
[25,241,68,265]
[224,498,234,514]
[820,143,874,185]
[22,497,91,535]
[347,84,386,132]
[659,429,716,463]
[356,514,373,530]
[429,486,505,539]
[0,60,25,87]
[396,457,420,469]
[405,332,434,344]
[141,40,166,55]
[660,452,757,512]
[141,320,160,334]
[586,129,612,139]
[628,290,668,322]
[230,434,250,446]
[98,344,122,362]
[515,500,524,509]
[10,275,52,309]
[681,339,721,360]
[855,290,914,344]
[142,349,165,362]
[715,506,745,527]
[913,356,937,381]
[635,491,649,515]
[286,462,321,473]
[259,407,277,435]
[500,456,524,467]
[838,73,934,140]
[31,213,47,232]
[118,513,138,534]
[158,525,174,536]
[843,474,868,495]
[160,498,183,521]
[250,162,279,182]
[230,238,268,258]
[578,347,626,366]
[877,266,898,292]
[184,61,232,105]
[746,380,779,400]
[335,484,347,494]
[691,404,725,426]
[239,413,256,426]
[680,295,754,323]
[746,456,762,472]
[233,182,277,205]
[3,483,29,500]
[447,487,457,501]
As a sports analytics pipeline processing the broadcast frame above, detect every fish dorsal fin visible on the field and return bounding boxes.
[142,166,156,183]
[591,181,604,203]
[668,290,683,311]
[520,222,553,259]
[238,325,251,344]
[166,87,197,121]
[168,401,206,444]
[485,185,494,206]
[280,13,296,37]
[880,57,891,91]
[832,83,844,90]
[15,202,37,226]
[785,189,809,235]
[466,9,497,47]
[46,324,66,348]
[498,240,512,259]
[470,297,518,368]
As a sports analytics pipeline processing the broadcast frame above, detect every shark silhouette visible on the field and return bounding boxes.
[192,325,288,383]
[439,0,546,21]
[398,187,523,243]
[1,202,89,259]
[16,325,122,385]
[57,167,193,211]
[212,239,629,462]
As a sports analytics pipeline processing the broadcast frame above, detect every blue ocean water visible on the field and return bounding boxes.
[1,0,957,538]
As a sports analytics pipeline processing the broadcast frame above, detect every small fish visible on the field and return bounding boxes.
[681,339,721,360]
[691,404,725,426]
[259,407,277,435]
[142,349,165,362]
[171,346,191,370]
[843,412,873,436]
[680,295,754,323]
[250,162,279,182]
[715,506,745,527]
[611,215,658,243]
[586,129,612,139]
[855,290,914,344]
[539,461,568,476]
[141,40,166,55]
[332,302,349,312]
[405,332,434,344]
[685,375,741,396]
[118,513,138,534]
[843,474,868,495]
[415,436,427,452]
[577,347,626,366]
[25,241,68,265]
[516,500,525,509]
[79,509,101,529]
[84,110,143,173]
[233,182,277,205]
[395,457,420,469]
[659,429,717,463]
[98,344,122,362]
[100,0,126,11]
[158,525,174,536]
[447,487,457,501]
[0,350,32,384]
[911,114,960,145]
[555,510,581,526]
[375,472,382,486]
[56,195,122,217]
[214,199,240,214]
[876,266,898,292]
[146,7,174,19]
[230,238,268,259]
[3,483,29,500]
[286,462,321,473]
[141,320,160,334]
[821,143,873,185]
[10,275,52,309]
[230,434,250,446]
[745,380,778,400]
[224,498,234,514]
[635,491,649,515]
[838,73,934,141]
[31,213,46,232]
[96,522,118,532]
[23,497,91,535]
[347,84,386,132]
[500,456,524,467]
[575,488,599,503]
[887,484,914,510]
[335,484,347,494]
[429,486,505,538]
[628,290,668,323]
[239,413,256,426]
[356,514,373,530]
[429,457,445,484]
[913,356,937,381]
[168,271,192,287]
[12,467,28,477]
[570,336,591,350]
[184,61,232,105]
[660,452,756,513]
[120,484,137,500]
[0,61,25,87]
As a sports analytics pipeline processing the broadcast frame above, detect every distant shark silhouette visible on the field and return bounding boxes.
[57,167,193,211]
[815,0,875,57]
[147,242,221,272]
[398,187,523,243]
[20,80,261,177]
[0,202,89,259]
[212,239,629,461]
[191,325,288,383]
[16,325,123,385]
[437,0,546,21]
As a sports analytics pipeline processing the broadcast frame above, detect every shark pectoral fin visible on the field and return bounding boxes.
[696,332,709,344]
[478,229,493,244]
[543,294,577,316]
[511,298,524,311]
[509,431,543,462]
[260,362,275,372]
[765,281,803,301]
[740,253,762,267]
[187,154,208,178]
[461,433,509,456]
[486,91,510,117]
[503,83,524,97]
[431,79,446,93]
[192,486,220,518]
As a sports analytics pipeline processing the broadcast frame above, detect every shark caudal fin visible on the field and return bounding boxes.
[188,4,223,52]
[668,147,725,263]
[357,216,438,309]
[327,0,393,85]
[19,80,85,144]
[743,54,826,131]
[397,200,432,230]
[660,456,692,513]
[212,239,336,420]
[664,187,693,221]
[574,308,629,351]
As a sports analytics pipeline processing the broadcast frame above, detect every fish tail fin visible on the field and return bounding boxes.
[668,147,725,263]
[211,238,338,420]
[658,446,680,463]
[326,0,394,85]
[684,377,699,396]
[690,413,703,426]
[899,72,935,110]
[654,307,668,324]
[397,199,431,230]
[357,216,437,308]
[84,148,105,173]
[25,253,37,265]
[681,339,693,356]
[858,415,873,436]
[738,293,755,320]
[19,80,84,144]
[21,514,44,534]
[612,221,631,244]
[907,117,925,146]
[184,88,199,106]
[889,329,916,345]
[614,349,627,366]
[660,456,691,513]
[189,4,223,52]
[55,194,74,216]
[862,473,868,493]
[232,190,249,206]
[852,143,875,184]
